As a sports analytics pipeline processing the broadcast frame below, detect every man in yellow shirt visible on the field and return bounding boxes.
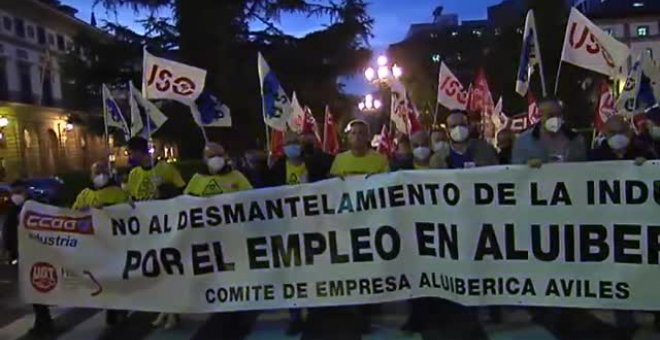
[72,161,129,210]
[330,120,389,177]
[184,142,252,196]
[183,142,255,338]
[71,161,129,326]
[125,137,186,201]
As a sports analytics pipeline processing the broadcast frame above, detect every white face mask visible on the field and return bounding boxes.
[11,194,25,206]
[450,126,470,143]
[432,141,450,154]
[544,117,564,133]
[607,134,630,151]
[651,126,660,140]
[207,156,226,173]
[93,174,109,189]
[412,147,431,161]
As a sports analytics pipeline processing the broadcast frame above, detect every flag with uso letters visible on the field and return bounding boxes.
[143,49,207,104]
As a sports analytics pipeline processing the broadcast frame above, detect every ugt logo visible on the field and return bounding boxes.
[147,64,197,96]
[569,23,616,69]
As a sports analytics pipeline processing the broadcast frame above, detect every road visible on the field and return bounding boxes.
[1,263,658,340]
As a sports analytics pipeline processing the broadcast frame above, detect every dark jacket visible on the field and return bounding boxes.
[2,204,21,261]
[589,141,655,161]
[268,149,334,186]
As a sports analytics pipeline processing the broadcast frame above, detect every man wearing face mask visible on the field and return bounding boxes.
[430,129,450,169]
[512,98,587,166]
[446,110,498,169]
[409,130,432,169]
[183,142,254,337]
[71,161,129,326]
[125,137,186,201]
[640,107,660,158]
[589,115,652,163]
[72,161,129,211]
[267,131,333,335]
[2,180,55,335]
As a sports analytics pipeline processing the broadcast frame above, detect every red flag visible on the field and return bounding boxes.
[322,105,340,154]
[302,106,322,146]
[595,79,616,132]
[269,128,284,157]
[376,125,393,157]
[407,107,423,135]
[527,93,542,125]
[468,68,494,115]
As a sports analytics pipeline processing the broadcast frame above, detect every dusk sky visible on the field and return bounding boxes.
[63,0,501,49]
[61,0,502,94]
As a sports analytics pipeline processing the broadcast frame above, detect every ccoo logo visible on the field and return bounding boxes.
[24,211,94,235]
[31,262,58,293]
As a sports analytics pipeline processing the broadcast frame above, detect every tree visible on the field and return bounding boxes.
[93,0,372,155]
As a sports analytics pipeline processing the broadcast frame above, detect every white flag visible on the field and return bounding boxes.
[516,10,546,96]
[560,8,630,76]
[102,84,129,138]
[128,82,143,137]
[143,49,207,104]
[492,97,505,131]
[437,62,469,111]
[189,91,232,127]
[258,52,291,131]
[288,92,305,133]
[616,53,660,116]
[129,82,168,137]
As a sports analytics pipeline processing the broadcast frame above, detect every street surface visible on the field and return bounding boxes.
[1,263,658,340]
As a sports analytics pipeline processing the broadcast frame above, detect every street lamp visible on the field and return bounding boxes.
[358,94,383,112]
[364,54,403,86]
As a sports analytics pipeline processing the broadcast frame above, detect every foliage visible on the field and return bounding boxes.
[90,0,374,158]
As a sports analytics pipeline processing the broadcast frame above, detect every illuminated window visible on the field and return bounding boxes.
[637,26,649,37]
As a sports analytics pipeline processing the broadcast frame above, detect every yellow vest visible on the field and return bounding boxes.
[72,186,129,210]
[127,162,186,201]
[184,171,252,197]
[330,150,390,177]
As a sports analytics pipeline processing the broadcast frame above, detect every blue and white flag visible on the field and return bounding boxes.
[516,10,547,97]
[102,84,129,138]
[258,52,291,131]
[616,53,660,116]
[189,91,232,127]
[129,82,168,138]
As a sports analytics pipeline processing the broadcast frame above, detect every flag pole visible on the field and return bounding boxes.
[141,47,155,168]
[101,85,111,170]
[554,61,564,95]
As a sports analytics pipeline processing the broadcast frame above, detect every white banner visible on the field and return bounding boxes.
[560,8,630,76]
[143,50,207,104]
[19,162,660,313]
[437,62,468,111]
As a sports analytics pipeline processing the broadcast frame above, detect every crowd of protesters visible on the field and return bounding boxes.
[2,97,660,337]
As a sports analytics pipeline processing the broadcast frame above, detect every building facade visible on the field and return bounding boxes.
[0,0,161,180]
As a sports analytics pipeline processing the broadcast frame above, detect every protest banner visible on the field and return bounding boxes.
[19,162,660,313]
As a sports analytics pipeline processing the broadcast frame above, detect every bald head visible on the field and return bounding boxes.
[204,142,226,160]
[447,112,468,129]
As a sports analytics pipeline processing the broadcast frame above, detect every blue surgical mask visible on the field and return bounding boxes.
[284,144,302,159]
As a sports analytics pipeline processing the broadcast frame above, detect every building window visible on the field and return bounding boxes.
[17,62,33,103]
[27,25,34,39]
[647,48,654,59]
[36,26,46,45]
[56,35,65,51]
[637,26,649,37]
[0,58,8,101]
[16,49,28,60]
[14,18,25,38]
[48,34,55,46]
[2,17,11,31]
[41,68,53,106]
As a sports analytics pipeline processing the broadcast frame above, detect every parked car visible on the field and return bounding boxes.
[0,177,64,215]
